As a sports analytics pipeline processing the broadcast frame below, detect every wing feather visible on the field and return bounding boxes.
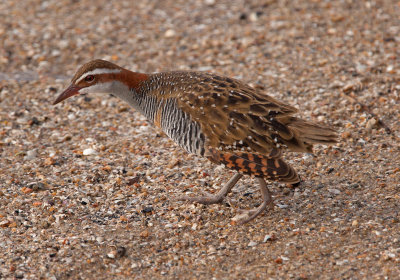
[150,71,336,155]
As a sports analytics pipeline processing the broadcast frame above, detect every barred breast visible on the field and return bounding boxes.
[134,73,207,156]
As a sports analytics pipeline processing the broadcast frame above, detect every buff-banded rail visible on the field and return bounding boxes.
[54,59,337,224]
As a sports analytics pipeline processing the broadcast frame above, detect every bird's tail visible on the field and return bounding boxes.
[278,117,338,153]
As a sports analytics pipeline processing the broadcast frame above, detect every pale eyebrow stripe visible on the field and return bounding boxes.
[76,68,122,84]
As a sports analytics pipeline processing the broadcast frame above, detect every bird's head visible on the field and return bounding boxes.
[53,59,148,105]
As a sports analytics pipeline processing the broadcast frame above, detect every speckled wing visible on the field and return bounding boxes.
[173,72,302,155]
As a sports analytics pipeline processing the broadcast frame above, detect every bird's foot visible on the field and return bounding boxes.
[231,201,275,224]
[231,177,275,224]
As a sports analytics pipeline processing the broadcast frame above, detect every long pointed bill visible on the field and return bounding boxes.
[53,84,81,105]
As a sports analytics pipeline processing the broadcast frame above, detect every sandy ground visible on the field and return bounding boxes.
[1,0,399,279]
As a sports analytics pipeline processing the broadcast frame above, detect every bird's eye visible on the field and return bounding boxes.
[85,75,95,82]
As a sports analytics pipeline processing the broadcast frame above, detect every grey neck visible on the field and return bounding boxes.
[109,81,158,122]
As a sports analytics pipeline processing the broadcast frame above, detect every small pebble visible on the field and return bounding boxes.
[164,29,176,38]
[249,12,259,22]
[328,188,341,195]
[107,252,115,259]
[25,149,37,160]
[96,237,104,243]
[365,118,377,132]
[116,246,126,258]
[276,204,288,209]
[263,234,277,242]
[83,148,97,155]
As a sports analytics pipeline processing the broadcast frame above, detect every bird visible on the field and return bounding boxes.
[54,59,337,224]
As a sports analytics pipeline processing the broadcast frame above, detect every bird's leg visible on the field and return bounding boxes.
[232,177,274,224]
[178,173,243,205]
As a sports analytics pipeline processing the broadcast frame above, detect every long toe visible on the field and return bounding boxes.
[177,192,225,205]
[232,203,268,224]
[178,173,243,205]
